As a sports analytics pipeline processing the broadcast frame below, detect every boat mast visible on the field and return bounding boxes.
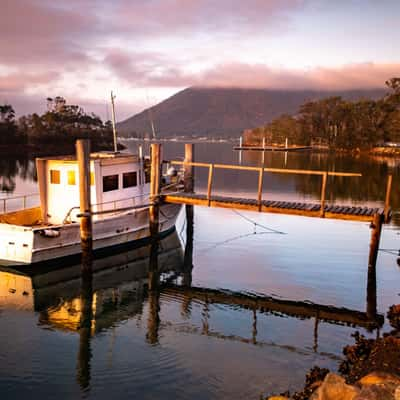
[111,91,118,153]
[148,107,156,140]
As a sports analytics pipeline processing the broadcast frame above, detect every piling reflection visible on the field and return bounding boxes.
[77,266,93,390]
[146,238,160,345]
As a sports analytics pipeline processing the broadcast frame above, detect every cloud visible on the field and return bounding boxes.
[0,0,95,67]
[103,48,399,90]
[196,62,399,90]
[0,71,61,94]
[112,0,304,37]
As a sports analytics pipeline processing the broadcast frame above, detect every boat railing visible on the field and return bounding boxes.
[62,192,152,224]
[0,193,40,214]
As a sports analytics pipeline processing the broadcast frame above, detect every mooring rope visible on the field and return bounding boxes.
[231,209,286,235]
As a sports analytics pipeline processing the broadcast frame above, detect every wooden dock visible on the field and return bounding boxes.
[233,145,312,152]
[164,192,386,223]
[164,159,392,223]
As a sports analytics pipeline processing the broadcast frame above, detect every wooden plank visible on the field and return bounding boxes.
[163,194,382,222]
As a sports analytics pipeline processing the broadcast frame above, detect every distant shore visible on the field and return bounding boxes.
[0,141,125,157]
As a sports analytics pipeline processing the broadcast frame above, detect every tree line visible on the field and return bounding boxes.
[0,96,115,152]
[244,78,400,150]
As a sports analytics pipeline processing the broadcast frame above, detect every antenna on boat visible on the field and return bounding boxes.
[110,91,118,153]
[146,91,156,140]
[148,107,156,140]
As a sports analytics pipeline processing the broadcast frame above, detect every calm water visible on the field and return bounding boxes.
[0,142,399,399]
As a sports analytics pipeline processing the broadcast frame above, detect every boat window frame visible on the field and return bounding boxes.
[122,171,138,189]
[50,169,61,185]
[67,170,76,185]
[102,174,119,192]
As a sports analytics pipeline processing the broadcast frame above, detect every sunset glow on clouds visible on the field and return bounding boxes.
[0,0,399,119]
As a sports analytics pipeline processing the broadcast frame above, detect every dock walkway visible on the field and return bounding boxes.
[164,192,387,222]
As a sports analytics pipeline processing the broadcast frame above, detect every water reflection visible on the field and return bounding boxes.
[0,156,36,193]
[0,218,387,398]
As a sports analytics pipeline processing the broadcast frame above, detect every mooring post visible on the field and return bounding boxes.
[184,143,194,193]
[149,143,161,291]
[367,213,383,319]
[207,164,214,206]
[384,174,392,223]
[183,204,194,287]
[149,143,161,237]
[183,144,194,286]
[261,137,266,165]
[257,167,264,211]
[76,139,92,266]
[320,172,327,217]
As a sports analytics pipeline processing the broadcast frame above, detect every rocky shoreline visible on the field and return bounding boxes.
[267,305,400,400]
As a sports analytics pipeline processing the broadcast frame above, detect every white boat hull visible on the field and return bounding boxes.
[0,203,182,267]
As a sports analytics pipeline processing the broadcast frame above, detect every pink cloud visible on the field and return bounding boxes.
[103,48,399,90]
[0,71,60,94]
[113,0,304,37]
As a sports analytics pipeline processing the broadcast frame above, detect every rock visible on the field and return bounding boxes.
[388,305,400,330]
[310,373,360,400]
[395,385,400,400]
[358,371,400,386]
[267,397,290,400]
[354,384,396,400]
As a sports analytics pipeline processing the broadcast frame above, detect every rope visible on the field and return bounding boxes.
[197,231,281,255]
[231,209,286,235]
[379,248,400,256]
[179,217,187,245]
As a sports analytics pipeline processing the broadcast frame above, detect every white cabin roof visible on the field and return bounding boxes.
[37,151,139,165]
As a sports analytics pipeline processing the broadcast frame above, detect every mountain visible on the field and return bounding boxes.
[117,87,387,138]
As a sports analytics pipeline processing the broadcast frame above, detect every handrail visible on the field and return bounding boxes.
[0,193,40,214]
[62,192,152,223]
[169,160,363,217]
[170,160,362,177]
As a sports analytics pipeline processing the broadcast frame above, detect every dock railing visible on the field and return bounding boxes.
[169,161,365,217]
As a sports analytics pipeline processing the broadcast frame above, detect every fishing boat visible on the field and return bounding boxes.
[0,150,182,267]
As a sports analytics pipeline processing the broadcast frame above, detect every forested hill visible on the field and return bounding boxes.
[117,87,386,138]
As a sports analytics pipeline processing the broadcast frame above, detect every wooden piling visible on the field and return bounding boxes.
[183,204,194,287]
[207,164,214,206]
[184,144,194,193]
[384,174,392,223]
[257,167,264,211]
[183,144,194,286]
[320,172,327,217]
[367,213,383,319]
[76,140,92,263]
[149,143,161,237]
[149,143,161,291]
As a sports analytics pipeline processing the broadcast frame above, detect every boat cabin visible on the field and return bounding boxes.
[36,152,150,225]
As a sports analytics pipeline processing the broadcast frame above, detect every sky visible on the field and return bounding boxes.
[0,0,399,121]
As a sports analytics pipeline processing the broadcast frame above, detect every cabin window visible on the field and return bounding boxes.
[50,170,60,184]
[103,174,118,192]
[123,171,137,188]
[67,171,76,185]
